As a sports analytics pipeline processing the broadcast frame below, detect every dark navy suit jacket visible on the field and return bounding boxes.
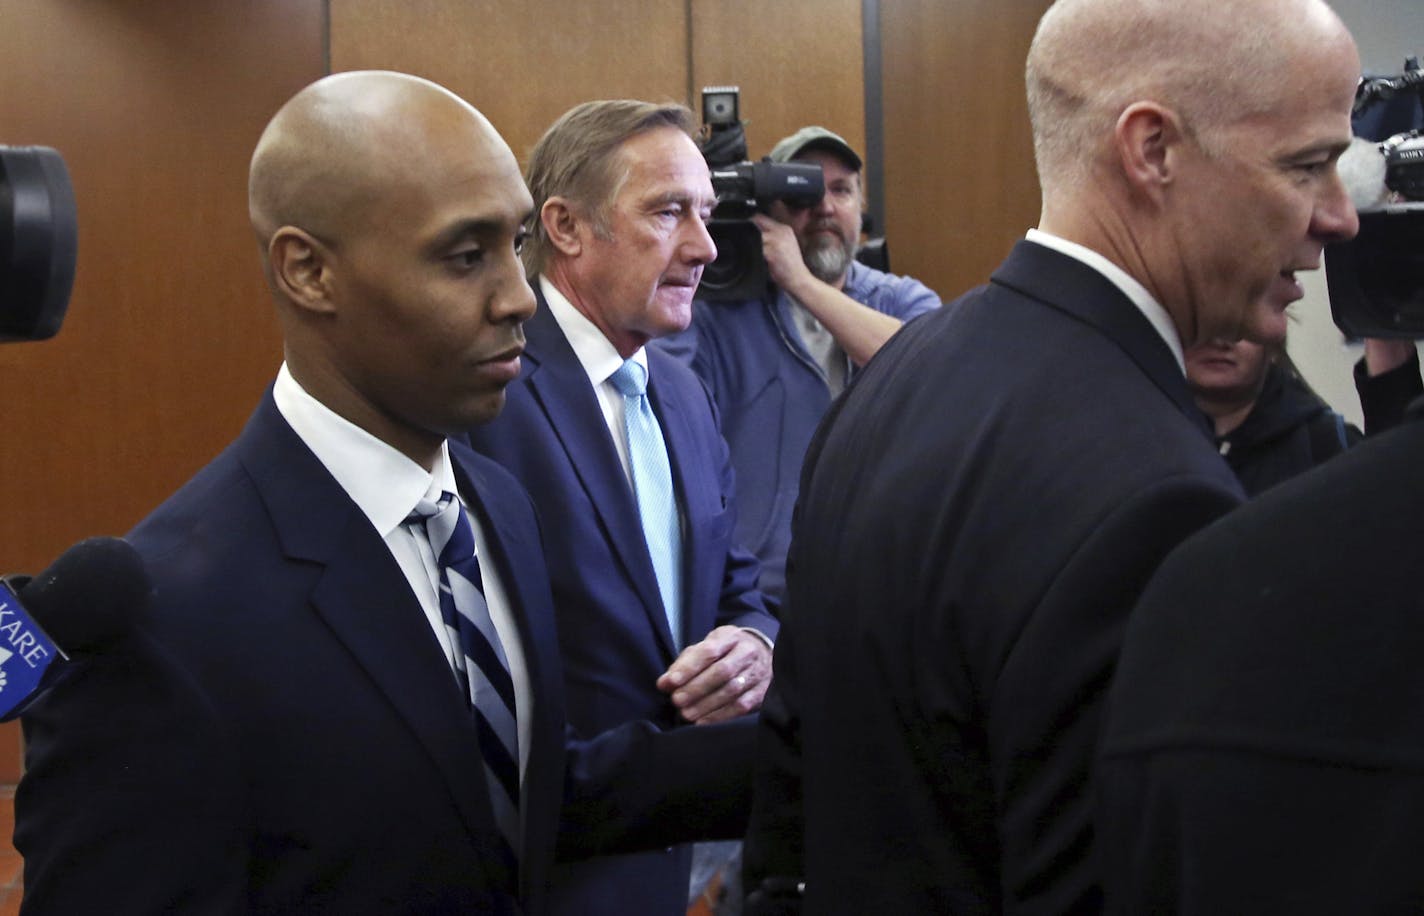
[745,241,1245,914]
[469,285,778,915]
[16,392,754,915]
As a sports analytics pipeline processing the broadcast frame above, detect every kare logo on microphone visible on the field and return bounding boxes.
[0,579,61,718]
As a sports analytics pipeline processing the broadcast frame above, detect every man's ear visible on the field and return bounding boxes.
[268,227,337,316]
[1114,101,1184,204]
[540,197,584,258]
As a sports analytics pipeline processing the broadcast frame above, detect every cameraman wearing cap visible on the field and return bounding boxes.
[663,126,940,602]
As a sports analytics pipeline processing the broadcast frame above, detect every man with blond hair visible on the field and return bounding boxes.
[745,0,1360,911]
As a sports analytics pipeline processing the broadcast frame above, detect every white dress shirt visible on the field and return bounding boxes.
[540,275,668,497]
[272,363,533,784]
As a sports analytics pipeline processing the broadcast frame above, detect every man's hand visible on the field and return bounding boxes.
[752,213,816,295]
[656,625,772,724]
[750,213,905,366]
[1364,338,1416,377]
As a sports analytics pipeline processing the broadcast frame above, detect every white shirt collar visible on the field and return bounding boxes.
[1026,228,1185,374]
[271,363,457,537]
[539,275,649,387]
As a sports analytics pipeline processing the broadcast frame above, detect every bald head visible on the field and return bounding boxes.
[244,72,536,465]
[248,70,509,258]
[1026,0,1354,199]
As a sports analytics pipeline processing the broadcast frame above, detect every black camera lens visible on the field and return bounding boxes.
[701,220,767,300]
[1,146,77,343]
[1327,203,1424,338]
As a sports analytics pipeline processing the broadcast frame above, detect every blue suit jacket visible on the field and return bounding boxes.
[469,286,778,914]
[16,392,755,915]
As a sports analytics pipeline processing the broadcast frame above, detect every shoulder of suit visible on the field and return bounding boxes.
[647,342,701,381]
[647,343,716,402]
[449,438,537,514]
[451,437,518,487]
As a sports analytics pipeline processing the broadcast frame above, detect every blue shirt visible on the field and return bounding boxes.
[659,260,940,600]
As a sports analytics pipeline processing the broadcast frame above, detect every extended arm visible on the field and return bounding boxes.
[1355,341,1422,435]
[753,214,904,366]
[556,714,756,860]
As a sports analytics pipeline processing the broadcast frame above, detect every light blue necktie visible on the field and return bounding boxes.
[407,490,520,872]
[609,358,683,649]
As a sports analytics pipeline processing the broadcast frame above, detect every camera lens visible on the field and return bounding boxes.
[1,146,77,342]
[699,220,768,301]
[702,224,751,292]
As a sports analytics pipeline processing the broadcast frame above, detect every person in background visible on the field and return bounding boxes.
[1187,337,1359,496]
[1187,332,1423,496]
[662,126,940,602]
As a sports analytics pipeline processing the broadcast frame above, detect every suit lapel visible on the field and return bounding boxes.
[992,239,1213,439]
[234,394,507,889]
[306,527,499,837]
[521,295,676,648]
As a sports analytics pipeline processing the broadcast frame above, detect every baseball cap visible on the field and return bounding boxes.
[767,126,862,171]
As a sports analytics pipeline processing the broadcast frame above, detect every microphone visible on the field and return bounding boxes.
[0,537,150,720]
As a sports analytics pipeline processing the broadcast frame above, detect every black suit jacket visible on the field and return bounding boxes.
[745,241,1244,913]
[16,392,754,915]
[1098,407,1424,914]
[469,286,777,915]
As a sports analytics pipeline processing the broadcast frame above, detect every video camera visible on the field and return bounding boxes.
[1326,57,1424,339]
[1,146,77,343]
[697,87,824,301]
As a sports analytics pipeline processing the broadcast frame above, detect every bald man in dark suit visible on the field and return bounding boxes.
[745,0,1361,910]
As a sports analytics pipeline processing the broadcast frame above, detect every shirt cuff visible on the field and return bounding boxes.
[740,626,774,651]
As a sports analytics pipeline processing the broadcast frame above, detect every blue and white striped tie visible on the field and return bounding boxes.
[407,490,520,871]
[609,358,683,648]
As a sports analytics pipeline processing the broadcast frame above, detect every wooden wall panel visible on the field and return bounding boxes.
[690,0,865,161]
[880,0,1051,303]
[0,0,325,779]
[330,0,691,168]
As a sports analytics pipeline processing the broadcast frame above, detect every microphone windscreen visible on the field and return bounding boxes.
[20,537,149,653]
[1339,136,1390,210]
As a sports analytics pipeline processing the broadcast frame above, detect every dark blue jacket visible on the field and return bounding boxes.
[469,287,777,916]
[16,392,756,915]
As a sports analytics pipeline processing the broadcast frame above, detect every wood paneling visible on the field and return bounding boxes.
[0,0,325,780]
[330,0,691,168]
[690,0,865,161]
[0,0,1051,783]
[330,0,864,169]
[880,0,1051,302]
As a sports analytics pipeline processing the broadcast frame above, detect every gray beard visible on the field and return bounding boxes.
[803,237,853,285]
